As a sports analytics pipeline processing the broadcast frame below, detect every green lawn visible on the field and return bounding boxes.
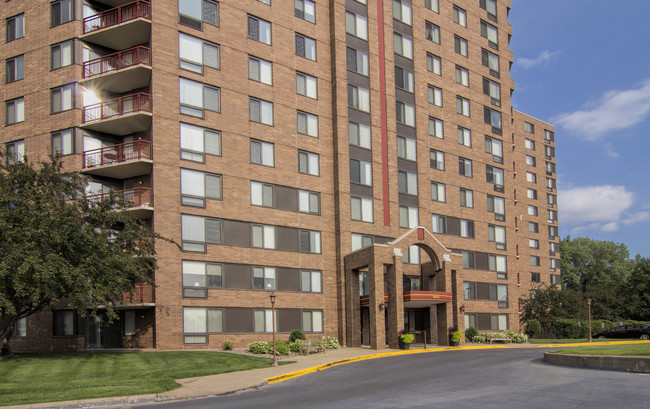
[0,351,287,406]
[551,343,650,356]
[528,338,627,344]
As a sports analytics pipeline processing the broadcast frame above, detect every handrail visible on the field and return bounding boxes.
[83,0,151,34]
[82,140,152,169]
[83,46,151,79]
[82,92,151,123]
[87,187,152,208]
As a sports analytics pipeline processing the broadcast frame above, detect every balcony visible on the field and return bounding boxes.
[360,291,452,308]
[82,140,152,179]
[119,282,155,306]
[82,1,151,50]
[88,187,153,218]
[82,47,152,93]
[81,93,152,135]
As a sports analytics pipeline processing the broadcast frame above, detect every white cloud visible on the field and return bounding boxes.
[517,50,561,69]
[553,79,650,141]
[559,185,634,226]
[600,222,619,232]
[622,212,650,226]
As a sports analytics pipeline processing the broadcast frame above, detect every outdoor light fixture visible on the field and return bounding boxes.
[459,305,466,313]
[587,298,592,343]
[270,292,277,366]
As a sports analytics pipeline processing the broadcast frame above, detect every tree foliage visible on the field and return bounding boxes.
[0,155,165,353]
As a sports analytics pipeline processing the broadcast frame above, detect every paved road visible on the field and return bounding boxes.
[135,348,650,409]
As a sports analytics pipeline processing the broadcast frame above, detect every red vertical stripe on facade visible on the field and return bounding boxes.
[377,0,390,226]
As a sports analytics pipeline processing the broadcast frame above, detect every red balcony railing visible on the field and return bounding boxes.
[87,187,152,208]
[121,282,155,304]
[83,93,151,123]
[83,0,151,34]
[83,46,151,79]
[83,140,152,169]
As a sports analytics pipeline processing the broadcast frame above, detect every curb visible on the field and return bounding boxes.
[544,352,650,373]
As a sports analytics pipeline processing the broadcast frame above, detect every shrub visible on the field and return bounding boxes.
[554,318,583,339]
[320,336,341,349]
[451,331,462,343]
[525,320,541,338]
[465,326,479,341]
[222,340,234,351]
[400,333,414,344]
[273,340,290,356]
[288,329,307,343]
[471,333,488,343]
[510,333,527,343]
[247,341,270,354]
[289,341,301,353]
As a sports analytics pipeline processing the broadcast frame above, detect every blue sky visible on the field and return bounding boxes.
[508,0,650,258]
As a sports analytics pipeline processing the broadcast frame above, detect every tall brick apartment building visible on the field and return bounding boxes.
[2,0,558,351]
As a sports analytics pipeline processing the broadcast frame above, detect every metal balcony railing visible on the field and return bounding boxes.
[83,46,151,79]
[83,140,152,169]
[83,0,151,34]
[82,93,151,124]
[87,187,152,208]
[120,282,155,304]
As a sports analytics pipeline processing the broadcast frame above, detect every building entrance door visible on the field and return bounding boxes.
[85,313,122,348]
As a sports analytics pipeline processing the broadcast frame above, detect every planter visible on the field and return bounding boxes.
[399,342,411,350]
[450,341,459,347]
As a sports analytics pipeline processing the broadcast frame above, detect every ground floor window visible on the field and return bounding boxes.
[13,317,27,337]
[464,313,508,331]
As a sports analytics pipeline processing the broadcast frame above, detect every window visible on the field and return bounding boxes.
[348,84,370,112]
[457,127,471,147]
[253,309,277,333]
[350,159,372,185]
[351,197,373,222]
[546,161,556,175]
[51,84,74,113]
[296,111,319,137]
[183,261,222,297]
[349,121,371,149]
[179,33,220,73]
[52,129,74,156]
[398,171,418,195]
[399,206,418,228]
[480,0,498,21]
[180,78,220,117]
[483,77,501,106]
[250,139,274,166]
[531,272,540,283]
[462,251,475,269]
[301,270,322,292]
[396,66,414,93]
[425,0,439,12]
[51,40,74,69]
[393,0,412,25]
[548,193,557,206]
[180,123,221,162]
[346,11,368,40]
[250,182,273,207]
[453,6,467,27]
[14,317,26,337]
[429,117,444,138]
[298,189,320,214]
[298,150,319,176]
[546,177,556,191]
[431,214,447,234]
[550,258,559,271]
[460,219,474,238]
[347,47,369,76]
[295,34,317,60]
[428,85,442,106]
[302,310,323,332]
[179,0,219,29]
[526,155,536,167]
[528,205,538,216]
[403,276,421,291]
[426,53,441,75]
[5,140,24,164]
[548,226,558,239]
[6,97,24,125]
[525,139,535,150]
[183,307,222,343]
[351,233,373,251]
[53,310,78,336]
[248,56,273,85]
[527,172,537,183]
[397,136,416,161]
[181,169,221,207]
[480,20,498,49]
[396,101,415,126]
[488,254,507,278]
[430,149,444,170]
[51,0,73,27]
[253,267,276,290]
[6,55,23,83]
[393,32,413,59]
[529,222,539,233]
[484,107,502,132]
[487,195,505,220]
[544,130,555,143]
[249,97,273,125]
[524,122,535,133]
[295,0,316,23]
[550,274,561,285]
[527,188,537,200]
[248,15,271,45]
[425,21,440,44]
[296,72,318,99]
[545,145,555,159]
[181,215,221,252]
[460,188,473,208]
[459,157,472,177]
[455,65,469,86]
[486,165,504,186]
[403,245,420,264]
[300,230,321,253]
[454,35,468,57]
[431,182,445,202]
[549,241,559,255]
[488,224,506,249]
[456,96,470,116]
[529,239,539,249]
[252,224,276,249]
[482,48,500,77]
[6,14,24,42]
[485,136,502,162]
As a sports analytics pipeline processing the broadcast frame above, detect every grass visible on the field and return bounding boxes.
[0,351,290,406]
[551,343,650,356]
[528,338,627,344]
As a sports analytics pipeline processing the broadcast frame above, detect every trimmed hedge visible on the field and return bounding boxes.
[552,319,650,339]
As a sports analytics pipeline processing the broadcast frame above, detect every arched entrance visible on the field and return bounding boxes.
[343,227,462,349]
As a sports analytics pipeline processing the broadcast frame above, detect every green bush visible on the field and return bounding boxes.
[451,331,462,343]
[471,333,488,343]
[272,340,290,356]
[400,333,414,344]
[465,326,479,341]
[288,329,307,343]
[222,340,234,351]
[525,320,541,338]
[289,340,301,353]
[320,336,341,349]
[247,341,270,354]
[554,318,583,339]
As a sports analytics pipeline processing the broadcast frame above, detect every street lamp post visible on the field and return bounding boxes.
[270,292,277,366]
[587,298,592,343]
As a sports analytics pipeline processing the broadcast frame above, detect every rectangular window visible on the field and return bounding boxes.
[253,266,276,290]
[524,122,535,133]
[6,97,24,125]
[253,309,277,333]
[53,310,78,336]
[528,205,538,216]
[393,32,413,59]
[301,270,322,293]
[6,55,24,83]
[527,172,537,183]
[298,150,319,176]
[6,140,25,164]
[526,155,536,167]
[302,310,323,332]
[6,14,24,42]
[457,127,471,147]
[250,139,274,167]
[124,311,136,335]
[529,222,539,233]
[181,169,221,207]
[349,121,371,149]
[298,189,320,214]
[430,149,444,170]
[546,162,556,175]
[484,107,502,133]
[460,219,474,238]
[550,258,559,271]
[396,66,415,93]
[403,245,420,264]
[431,182,445,202]
[527,188,537,200]
[485,135,502,163]
[350,159,372,186]
[428,85,443,107]
[548,209,558,223]
[181,215,221,252]
[295,0,316,23]
[51,0,73,27]
[483,77,501,106]
[544,130,555,143]
[248,56,272,85]
[529,239,539,249]
[426,53,441,75]
[488,254,507,278]
[425,0,439,12]
[393,0,412,25]
[295,33,317,61]
[179,0,219,29]
[249,97,273,125]
[351,233,374,251]
[455,65,469,86]
[486,165,504,186]
[456,96,470,116]
[550,274,561,285]
[459,157,472,177]
[180,78,220,117]
[429,117,444,138]
[431,214,447,234]
[348,84,370,112]
[297,111,319,137]
[180,123,221,162]
[454,35,468,57]
[252,224,276,249]
[248,15,271,45]
[480,20,499,49]
[51,40,74,69]
[397,136,416,161]
[396,101,415,127]
[51,84,74,114]
[347,47,369,76]
[397,171,418,195]
[549,241,559,255]
[487,196,505,222]
[462,251,475,269]
[14,317,27,337]
[525,138,535,150]
[52,129,74,156]
[480,0,498,21]
[346,11,368,40]
[300,230,321,253]
[453,6,467,27]
[351,197,373,222]
[183,307,223,343]
[179,33,220,73]
[296,72,318,99]
[548,226,559,239]
[548,193,557,206]
[460,189,473,208]
[482,48,500,77]
[425,21,440,44]
[399,206,418,228]
[488,224,506,250]
[545,145,556,159]
[531,272,541,283]
[183,261,222,297]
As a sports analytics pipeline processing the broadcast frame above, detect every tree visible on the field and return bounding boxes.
[0,155,165,354]
[519,284,586,337]
[624,256,650,320]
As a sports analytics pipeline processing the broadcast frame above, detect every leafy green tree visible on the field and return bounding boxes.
[519,284,586,337]
[624,256,650,320]
[0,155,166,354]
